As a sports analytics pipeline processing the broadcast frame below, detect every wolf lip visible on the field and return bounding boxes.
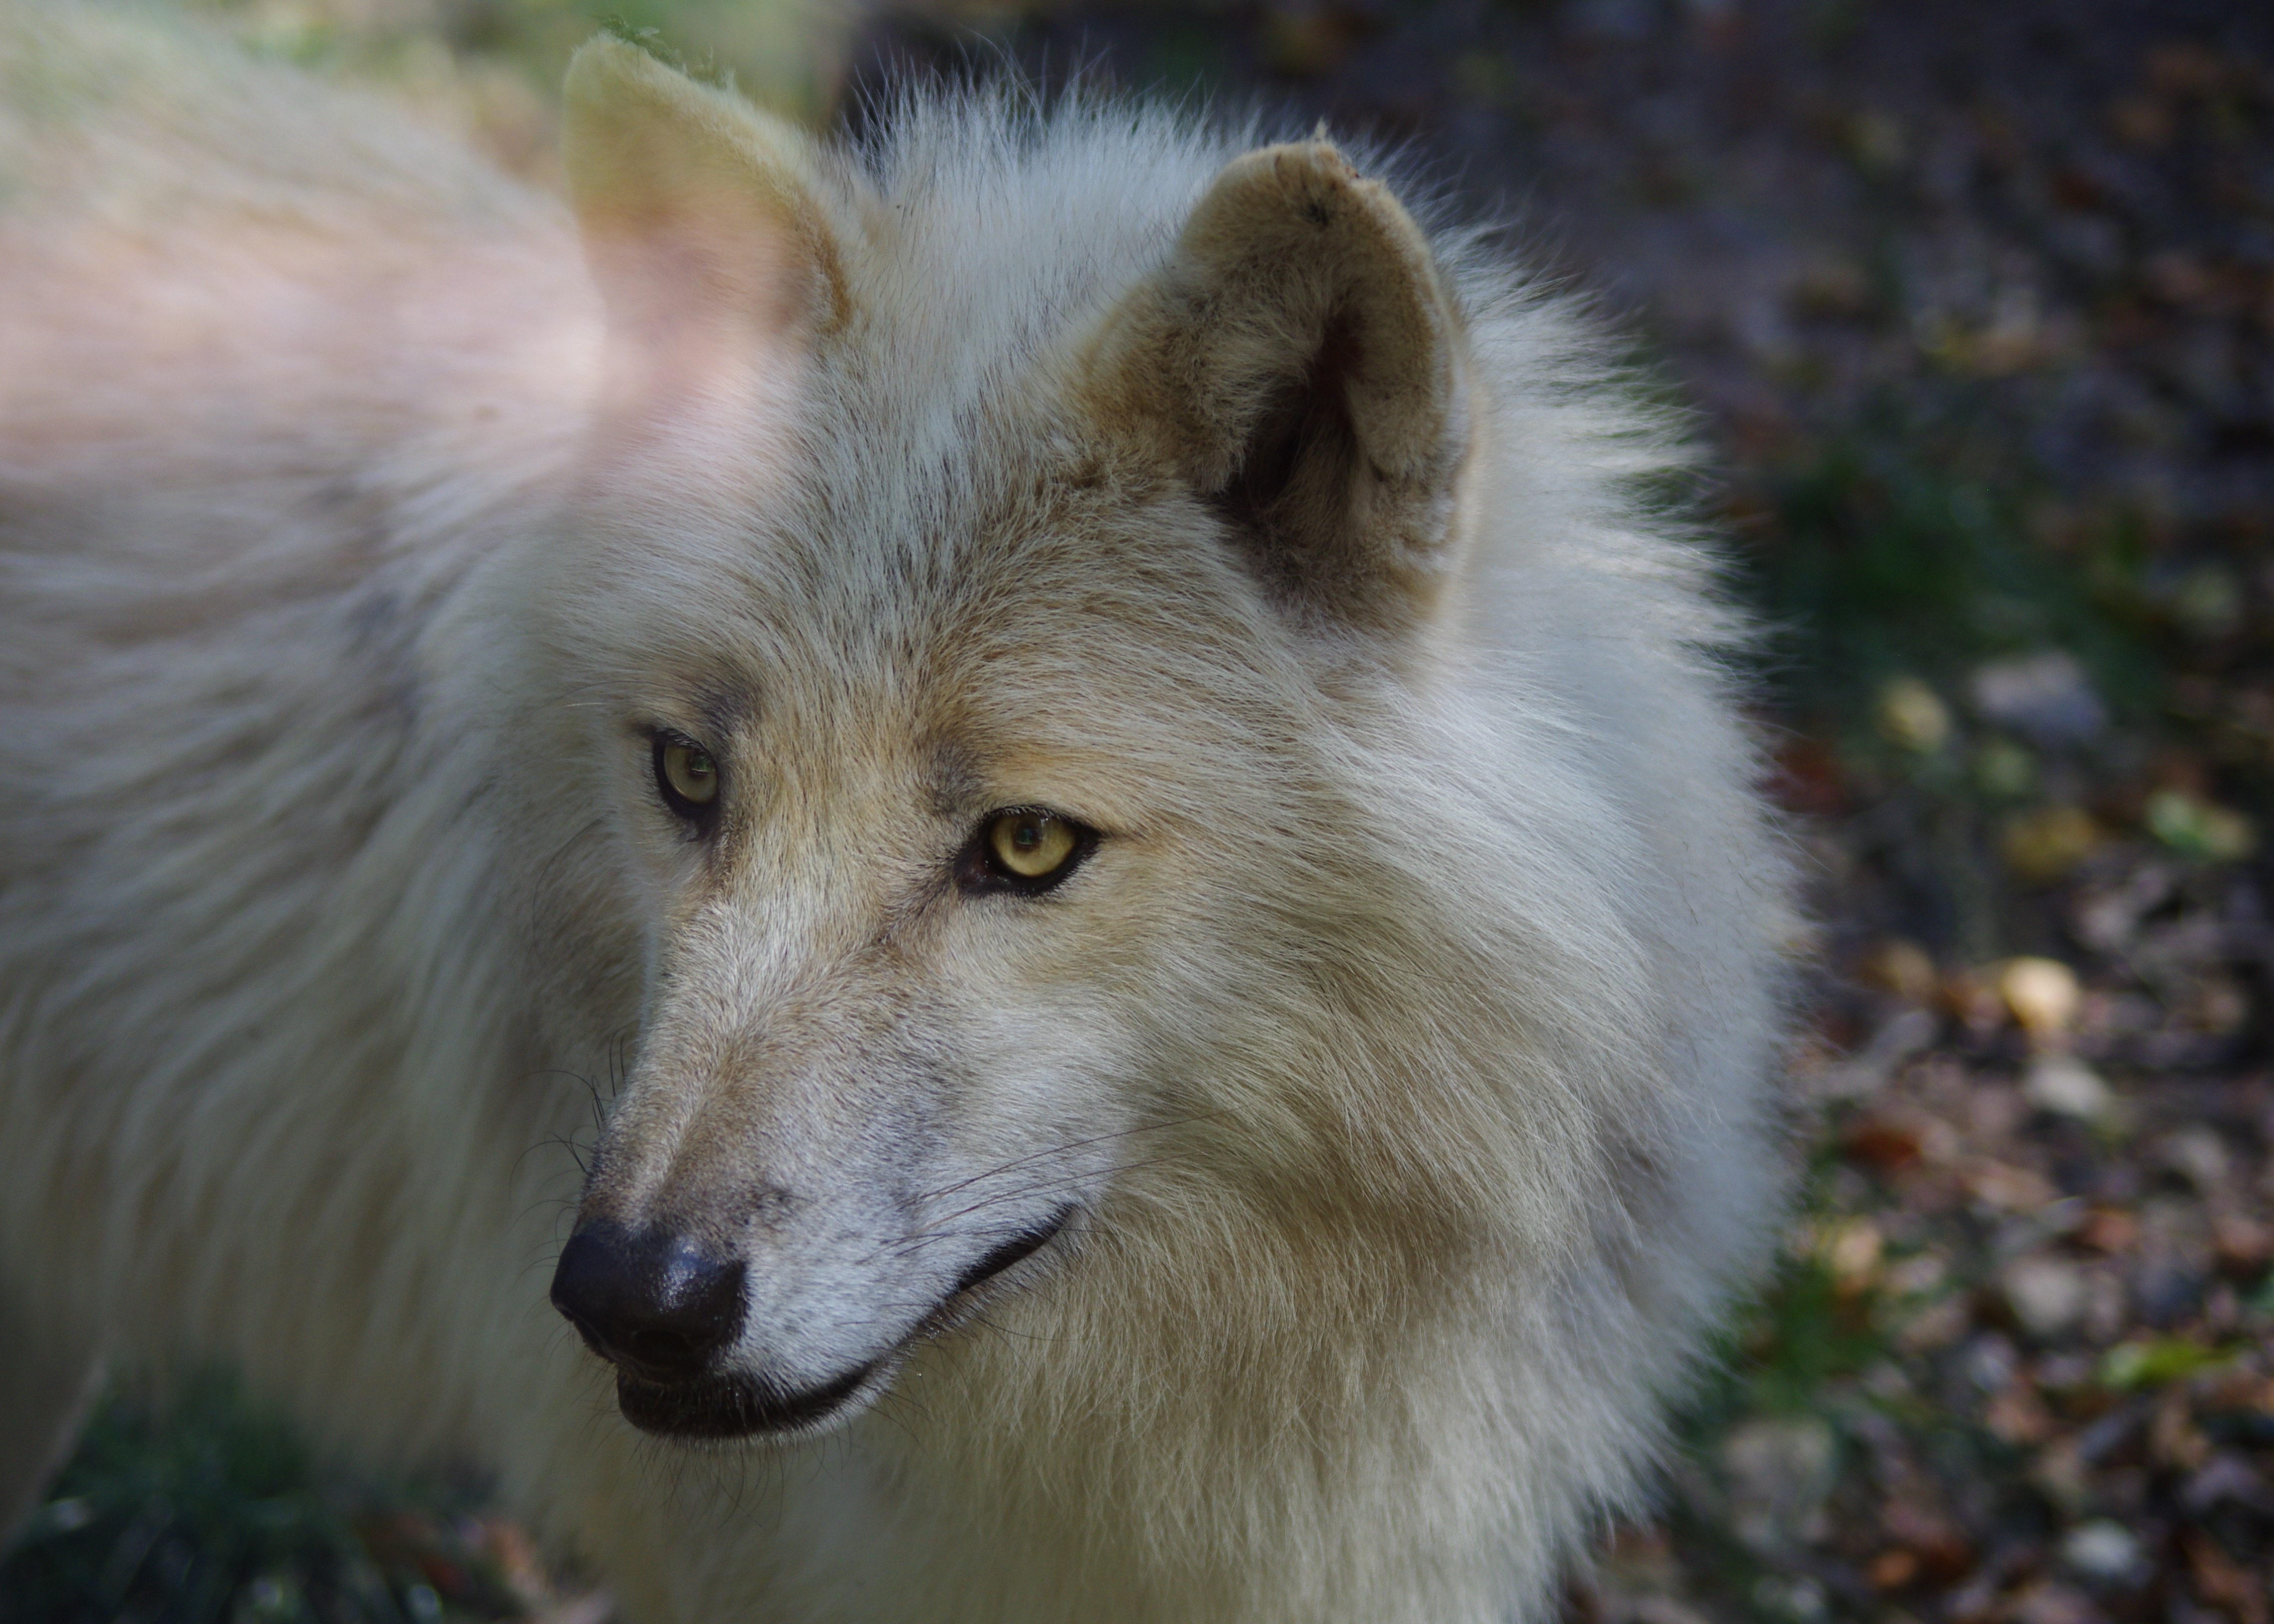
[616,1361,879,1439]
[946,1206,1074,1300]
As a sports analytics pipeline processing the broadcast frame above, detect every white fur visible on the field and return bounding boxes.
[0,7,1793,1619]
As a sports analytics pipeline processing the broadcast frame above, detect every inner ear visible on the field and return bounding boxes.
[1212,309,1365,581]
[561,34,852,416]
[1082,141,1470,639]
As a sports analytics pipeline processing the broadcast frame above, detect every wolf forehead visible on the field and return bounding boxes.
[563,303,1347,773]
[572,440,1282,771]
[583,144,1276,577]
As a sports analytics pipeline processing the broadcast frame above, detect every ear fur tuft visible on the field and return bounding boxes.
[1084,140,1470,637]
[562,35,849,363]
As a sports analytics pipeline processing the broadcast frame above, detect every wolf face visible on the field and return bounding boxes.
[524,41,1479,1444]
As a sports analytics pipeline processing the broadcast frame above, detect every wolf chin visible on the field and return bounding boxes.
[0,6,1792,1620]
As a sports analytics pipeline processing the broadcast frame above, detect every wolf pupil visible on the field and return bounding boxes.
[984,810,1080,883]
[655,736,720,817]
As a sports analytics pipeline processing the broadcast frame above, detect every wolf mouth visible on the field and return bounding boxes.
[614,1207,1076,1441]
[616,1360,882,1439]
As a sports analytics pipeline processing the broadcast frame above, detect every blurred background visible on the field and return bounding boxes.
[2,0,2269,1619]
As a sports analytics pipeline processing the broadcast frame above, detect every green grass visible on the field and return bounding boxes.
[0,1372,531,1624]
[1741,395,2165,744]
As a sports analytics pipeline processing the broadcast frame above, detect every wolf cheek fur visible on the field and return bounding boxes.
[0,14,1793,1623]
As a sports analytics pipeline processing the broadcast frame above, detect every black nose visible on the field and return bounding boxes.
[549,1221,747,1385]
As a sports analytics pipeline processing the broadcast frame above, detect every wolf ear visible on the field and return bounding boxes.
[561,36,846,389]
[1085,142,1469,636]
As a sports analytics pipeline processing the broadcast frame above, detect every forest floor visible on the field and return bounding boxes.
[1,0,2270,1620]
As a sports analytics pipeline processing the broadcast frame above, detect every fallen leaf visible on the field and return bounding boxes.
[2212,1215,2271,1275]
[2152,1388,2213,1472]
[1878,675,1952,753]
[1823,1218,1884,1294]
[2006,1579,2099,1624]
[1999,957,2081,1045]
[1985,1382,2057,1444]
[2185,1533,2270,1624]
[1965,1160,2059,1213]
[1894,1295,1971,1353]
[1845,1116,1925,1171]
[1860,938,1939,1005]
[2004,1256,2088,1337]
[2002,806,2102,883]
[1970,652,2105,745]
[1943,967,2012,1030]
[2099,1336,2233,1390]
[2146,789,2255,863]
[1878,1499,1975,1582]
[2023,1055,2113,1122]
[2079,1208,2139,1253]
[1866,1548,1918,1589]
[2059,1520,2141,1583]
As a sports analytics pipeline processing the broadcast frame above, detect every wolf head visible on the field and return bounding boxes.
[495,39,1665,1450]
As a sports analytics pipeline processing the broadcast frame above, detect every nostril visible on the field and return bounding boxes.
[549,1221,747,1385]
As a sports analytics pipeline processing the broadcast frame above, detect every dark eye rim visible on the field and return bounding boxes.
[954,807,1098,897]
[649,729,723,830]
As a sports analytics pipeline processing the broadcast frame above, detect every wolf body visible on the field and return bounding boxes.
[0,7,1791,1620]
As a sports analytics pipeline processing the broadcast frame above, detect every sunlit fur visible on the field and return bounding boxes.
[0,7,1794,1620]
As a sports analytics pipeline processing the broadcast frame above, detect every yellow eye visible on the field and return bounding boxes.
[656,738,719,811]
[987,810,1079,880]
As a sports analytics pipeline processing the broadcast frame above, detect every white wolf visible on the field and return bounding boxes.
[0,6,1792,1619]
